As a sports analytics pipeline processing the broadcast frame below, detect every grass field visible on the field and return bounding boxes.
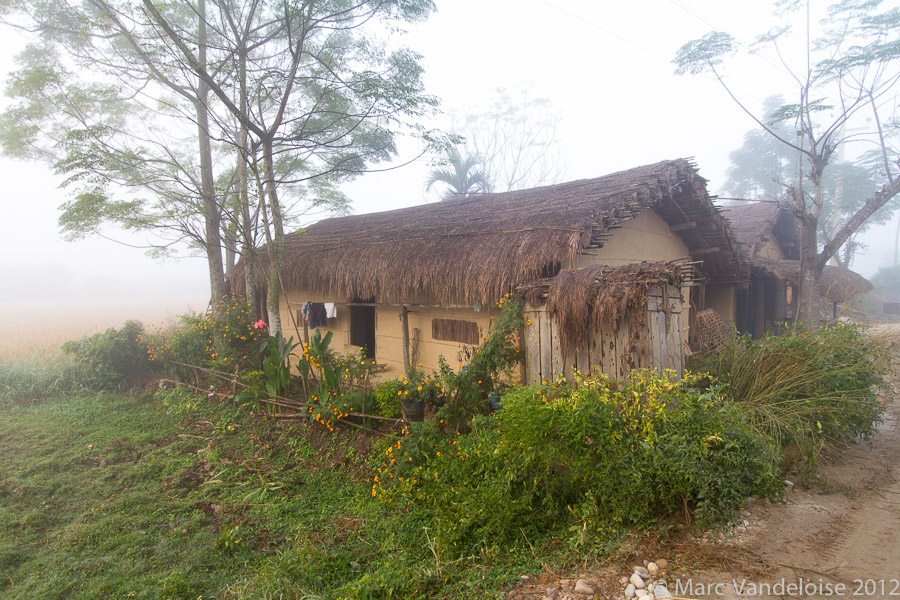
[0,387,551,599]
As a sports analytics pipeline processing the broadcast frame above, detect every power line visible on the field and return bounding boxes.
[666,0,720,31]
[534,0,671,62]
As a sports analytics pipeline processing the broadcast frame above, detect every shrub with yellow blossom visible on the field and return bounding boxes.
[142,297,265,381]
[373,369,782,554]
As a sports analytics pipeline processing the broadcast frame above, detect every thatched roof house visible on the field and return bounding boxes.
[248,159,746,381]
[722,202,872,335]
[271,158,746,305]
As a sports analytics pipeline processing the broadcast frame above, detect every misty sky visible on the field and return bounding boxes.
[1,0,897,324]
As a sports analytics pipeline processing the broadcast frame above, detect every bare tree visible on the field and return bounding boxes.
[460,87,565,192]
[674,0,900,322]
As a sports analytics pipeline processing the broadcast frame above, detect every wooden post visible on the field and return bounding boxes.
[400,305,411,371]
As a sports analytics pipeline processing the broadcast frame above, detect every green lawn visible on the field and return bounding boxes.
[0,390,545,599]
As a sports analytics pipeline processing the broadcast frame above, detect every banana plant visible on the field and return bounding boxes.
[236,333,300,404]
[304,330,341,403]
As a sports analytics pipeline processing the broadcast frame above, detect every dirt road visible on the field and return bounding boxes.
[666,324,900,600]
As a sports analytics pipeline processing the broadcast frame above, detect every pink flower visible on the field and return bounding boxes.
[253,319,267,329]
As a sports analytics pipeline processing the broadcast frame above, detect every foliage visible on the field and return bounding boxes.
[375,367,447,418]
[1,0,441,317]
[459,87,566,192]
[425,146,492,201]
[374,370,782,554]
[674,0,900,320]
[258,332,301,398]
[142,297,264,381]
[698,323,885,467]
[435,295,525,427]
[61,320,157,391]
[721,95,894,266]
[871,265,900,300]
[374,378,406,417]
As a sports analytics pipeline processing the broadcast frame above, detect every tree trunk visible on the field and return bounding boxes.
[195,0,227,310]
[796,214,823,324]
[262,138,284,335]
[237,47,258,319]
[223,218,238,279]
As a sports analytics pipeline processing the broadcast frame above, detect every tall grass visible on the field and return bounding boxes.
[0,350,88,407]
[698,323,886,467]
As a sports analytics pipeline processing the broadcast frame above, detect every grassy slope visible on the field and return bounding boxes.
[0,392,540,600]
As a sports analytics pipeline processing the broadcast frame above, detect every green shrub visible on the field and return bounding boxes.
[143,297,264,382]
[431,296,525,429]
[374,370,781,554]
[61,320,157,391]
[374,379,403,417]
[698,323,885,465]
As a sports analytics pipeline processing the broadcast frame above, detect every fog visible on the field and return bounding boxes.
[1,0,897,340]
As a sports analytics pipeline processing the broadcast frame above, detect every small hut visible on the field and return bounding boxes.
[722,202,872,335]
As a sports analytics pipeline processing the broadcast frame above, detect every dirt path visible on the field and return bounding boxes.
[663,324,900,600]
[509,325,900,600]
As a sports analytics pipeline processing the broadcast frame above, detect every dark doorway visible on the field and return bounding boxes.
[350,303,376,358]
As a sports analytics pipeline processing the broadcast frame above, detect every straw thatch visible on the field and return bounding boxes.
[517,260,693,351]
[757,260,873,301]
[234,159,746,305]
[721,202,870,300]
[721,201,800,260]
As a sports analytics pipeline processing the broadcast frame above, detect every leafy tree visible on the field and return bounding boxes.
[425,146,492,201]
[675,0,900,322]
[1,0,439,329]
[0,0,235,306]
[139,0,439,333]
[870,265,900,300]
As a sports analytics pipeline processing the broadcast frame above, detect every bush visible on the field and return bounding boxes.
[373,370,781,554]
[142,297,264,382]
[62,320,157,391]
[698,323,885,465]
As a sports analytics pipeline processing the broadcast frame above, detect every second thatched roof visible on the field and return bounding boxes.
[721,202,871,300]
[237,159,746,305]
[758,260,873,301]
[721,201,800,260]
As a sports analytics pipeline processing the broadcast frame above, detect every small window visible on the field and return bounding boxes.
[432,318,479,345]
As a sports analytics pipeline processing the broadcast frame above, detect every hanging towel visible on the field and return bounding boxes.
[324,302,337,319]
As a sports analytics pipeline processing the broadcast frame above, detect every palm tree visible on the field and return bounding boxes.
[425,147,492,201]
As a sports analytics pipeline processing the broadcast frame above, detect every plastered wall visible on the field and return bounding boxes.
[574,209,691,269]
[705,284,736,324]
[279,290,498,379]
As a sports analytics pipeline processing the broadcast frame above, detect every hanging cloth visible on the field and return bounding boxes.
[308,302,327,328]
[324,302,337,319]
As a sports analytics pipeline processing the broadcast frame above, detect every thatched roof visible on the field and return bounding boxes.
[237,159,746,305]
[517,260,694,351]
[721,201,800,260]
[758,259,873,301]
[720,202,870,299]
